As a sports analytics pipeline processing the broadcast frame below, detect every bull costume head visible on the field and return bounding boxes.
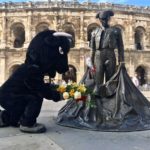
[25,30,72,78]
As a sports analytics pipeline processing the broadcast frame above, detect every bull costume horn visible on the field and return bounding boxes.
[53,32,72,38]
[53,32,73,46]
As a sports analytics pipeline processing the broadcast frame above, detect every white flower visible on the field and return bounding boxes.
[61,81,67,87]
[63,92,69,100]
[74,91,81,99]
[68,80,73,85]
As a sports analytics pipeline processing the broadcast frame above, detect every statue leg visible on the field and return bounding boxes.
[105,52,116,82]
[93,52,105,96]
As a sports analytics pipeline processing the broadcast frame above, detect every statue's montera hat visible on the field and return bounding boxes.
[96,10,114,19]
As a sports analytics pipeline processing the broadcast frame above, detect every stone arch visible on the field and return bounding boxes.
[134,26,145,50]
[36,22,49,34]
[10,23,25,48]
[135,65,147,86]
[9,64,21,76]
[8,60,23,72]
[87,23,99,43]
[62,64,77,82]
[62,23,75,48]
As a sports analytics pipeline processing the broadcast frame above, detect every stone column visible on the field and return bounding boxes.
[54,13,58,30]
[0,50,6,85]
[24,11,32,48]
[145,21,150,51]
[80,11,84,48]
[128,18,135,74]
[128,15,135,49]
[1,12,7,48]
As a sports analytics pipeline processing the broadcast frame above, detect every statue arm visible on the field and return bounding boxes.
[116,29,124,63]
[90,31,96,65]
[90,50,95,65]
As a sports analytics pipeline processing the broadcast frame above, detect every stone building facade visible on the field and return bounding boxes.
[0,1,150,85]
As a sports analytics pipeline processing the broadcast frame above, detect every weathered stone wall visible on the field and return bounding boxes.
[0,1,150,84]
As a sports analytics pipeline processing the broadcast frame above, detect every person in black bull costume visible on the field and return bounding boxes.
[90,10,124,96]
[0,30,72,133]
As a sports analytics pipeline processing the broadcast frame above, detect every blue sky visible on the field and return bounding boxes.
[0,0,150,7]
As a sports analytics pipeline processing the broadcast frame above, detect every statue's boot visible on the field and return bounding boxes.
[20,123,46,133]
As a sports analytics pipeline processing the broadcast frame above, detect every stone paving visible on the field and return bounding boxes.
[1,100,150,150]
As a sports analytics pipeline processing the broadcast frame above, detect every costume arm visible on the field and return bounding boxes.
[24,65,61,101]
[41,83,62,102]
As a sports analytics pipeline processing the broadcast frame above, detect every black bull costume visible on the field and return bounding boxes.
[0,30,72,133]
[57,10,150,132]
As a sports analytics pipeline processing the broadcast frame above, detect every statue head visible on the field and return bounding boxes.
[96,10,114,28]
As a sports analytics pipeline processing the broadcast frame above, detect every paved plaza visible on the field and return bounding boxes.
[1,99,150,150]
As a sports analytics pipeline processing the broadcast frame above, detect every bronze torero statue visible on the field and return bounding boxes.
[57,10,150,131]
[90,10,124,95]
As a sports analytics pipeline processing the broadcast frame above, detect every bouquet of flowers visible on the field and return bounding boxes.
[56,81,91,101]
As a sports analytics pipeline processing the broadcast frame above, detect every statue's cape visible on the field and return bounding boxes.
[57,65,150,131]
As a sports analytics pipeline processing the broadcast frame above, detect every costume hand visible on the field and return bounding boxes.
[59,93,65,101]
[43,83,63,102]
[52,91,63,102]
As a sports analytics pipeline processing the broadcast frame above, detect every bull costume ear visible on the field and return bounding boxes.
[53,32,72,47]
[53,32,72,54]
[44,32,72,49]
[44,34,59,47]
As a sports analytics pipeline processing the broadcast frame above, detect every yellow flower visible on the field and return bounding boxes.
[57,86,66,93]
[72,82,78,88]
[77,84,87,93]
[69,89,75,97]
